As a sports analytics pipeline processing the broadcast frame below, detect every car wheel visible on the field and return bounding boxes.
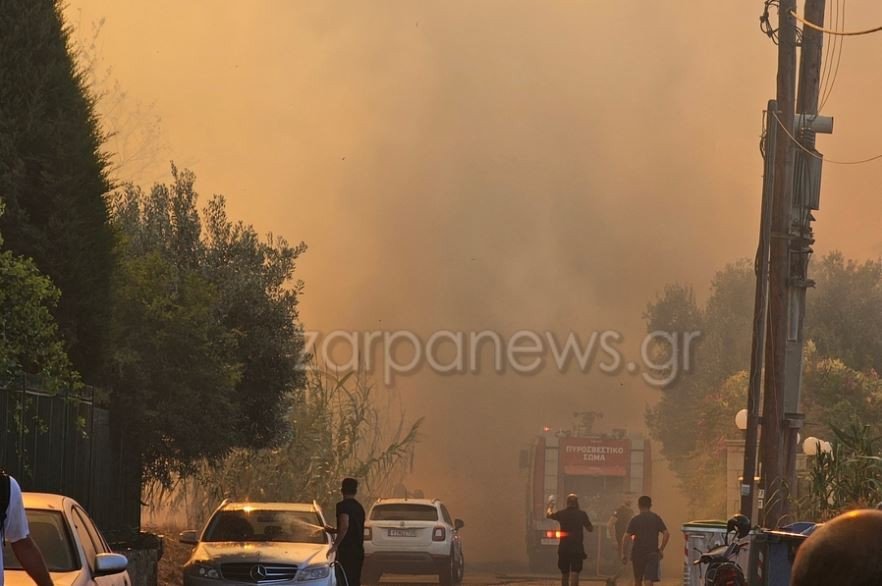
[453,549,465,583]
[438,551,457,586]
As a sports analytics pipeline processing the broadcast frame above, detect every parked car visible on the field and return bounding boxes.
[363,498,464,586]
[180,501,335,586]
[2,493,130,586]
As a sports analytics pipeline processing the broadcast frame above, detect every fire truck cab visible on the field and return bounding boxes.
[522,422,651,574]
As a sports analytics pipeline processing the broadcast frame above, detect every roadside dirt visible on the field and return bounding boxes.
[150,529,194,586]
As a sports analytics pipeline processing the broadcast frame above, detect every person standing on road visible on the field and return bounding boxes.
[547,494,594,586]
[1,471,54,586]
[328,478,366,586]
[607,499,634,556]
[620,496,669,586]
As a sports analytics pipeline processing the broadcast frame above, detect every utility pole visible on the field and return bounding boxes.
[784,0,827,500]
[740,99,776,519]
[758,0,829,526]
[759,0,797,528]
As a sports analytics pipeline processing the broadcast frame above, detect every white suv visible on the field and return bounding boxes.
[363,499,464,586]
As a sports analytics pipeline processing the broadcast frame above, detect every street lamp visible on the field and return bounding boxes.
[802,436,833,456]
[735,409,748,431]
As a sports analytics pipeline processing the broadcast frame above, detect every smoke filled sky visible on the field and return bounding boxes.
[67,1,882,560]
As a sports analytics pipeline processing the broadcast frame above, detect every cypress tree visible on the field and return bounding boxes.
[0,0,114,382]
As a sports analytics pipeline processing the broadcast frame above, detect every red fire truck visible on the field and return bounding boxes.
[522,419,652,574]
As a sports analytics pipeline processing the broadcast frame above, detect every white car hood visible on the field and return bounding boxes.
[4,570,84,586]
[193,542,329,566]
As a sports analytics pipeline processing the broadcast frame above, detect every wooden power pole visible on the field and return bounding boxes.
[759,0,798,527]
[784,0,827,503]
[741,99,775,520]
[758,0,828,526]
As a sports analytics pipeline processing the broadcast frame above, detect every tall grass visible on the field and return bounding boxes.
[799,422,882,522]
[143,366,422,528]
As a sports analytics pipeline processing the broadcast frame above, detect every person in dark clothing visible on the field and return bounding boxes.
[620,496,669,586]
[547,494,594,586]
[328,478,366,586]
[607,499,634,555]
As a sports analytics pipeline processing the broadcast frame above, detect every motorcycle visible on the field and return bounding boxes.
[694,515,751,586]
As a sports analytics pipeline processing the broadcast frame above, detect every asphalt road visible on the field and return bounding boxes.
[377,572,681,586]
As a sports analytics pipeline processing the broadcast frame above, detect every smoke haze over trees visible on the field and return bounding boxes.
[61,1,882,561]
[647,254,882,516]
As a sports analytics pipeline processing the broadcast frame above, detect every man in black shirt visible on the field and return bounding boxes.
[329,478,366,586]
[547,494,594,586]
[620,496,669,586]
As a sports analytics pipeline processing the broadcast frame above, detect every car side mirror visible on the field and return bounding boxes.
[454,519,464,530]
[179,530,200,544]
[95,553,129,576]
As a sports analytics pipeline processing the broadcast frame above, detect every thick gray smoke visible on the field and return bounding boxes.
[68,0,882,566]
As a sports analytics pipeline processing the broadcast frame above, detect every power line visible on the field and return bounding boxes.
[760,0,781,44]
[819,0,845,110]
[770,111,882,165]
[817,0,839,108]
[791,7,882,35]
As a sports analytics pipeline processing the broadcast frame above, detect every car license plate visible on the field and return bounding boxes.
[541,538,558,545]
[388,529,417,537]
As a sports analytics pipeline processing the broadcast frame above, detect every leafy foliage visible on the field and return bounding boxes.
[202,196,308,447]
[807,253,882,372]
[801,343,882,441]
[108,249,242,484]
[646,254,882,517]
[108,166,307,484]
[801,423,882,521]
[0,202,75,386]
[0,0,115,383]
[644,261,753,514]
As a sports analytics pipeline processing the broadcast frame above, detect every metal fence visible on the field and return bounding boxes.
[0,376,139,531]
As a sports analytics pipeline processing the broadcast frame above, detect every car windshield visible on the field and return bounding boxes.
[203,509,326,543]
[3,510,79,572]
[370,504,438,521]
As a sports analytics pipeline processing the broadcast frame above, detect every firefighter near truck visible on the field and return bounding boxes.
[523,424,652,576]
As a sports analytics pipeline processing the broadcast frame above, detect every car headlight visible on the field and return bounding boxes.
[295,565,331,581]
[185,562,221,580]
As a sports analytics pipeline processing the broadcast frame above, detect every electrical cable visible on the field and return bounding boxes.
[816,0,838,108]
[770,111,882,165]
[790,7,882,35]
[819,0,846,111]
[760,0,781,44]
